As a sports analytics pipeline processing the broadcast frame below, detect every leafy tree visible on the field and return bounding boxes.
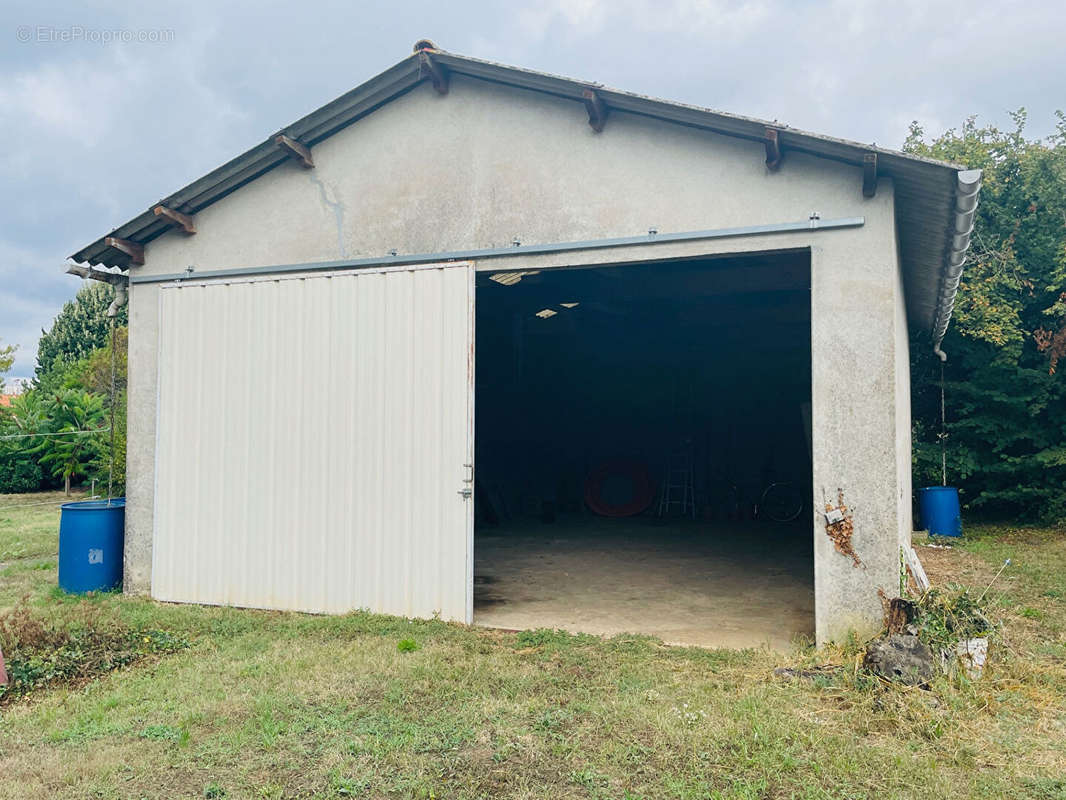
[0,393,46,493]
[905,111,1066,522]
[3,392,47,439]
[2,286,127,497]
[34,389,106,495]
[0,338,14,393]
[35,283,127,386]
[81,326,128,397]
[88,390,127,497]
[34,354,91,397]
[80,327,128,496]
[0,354,39,492]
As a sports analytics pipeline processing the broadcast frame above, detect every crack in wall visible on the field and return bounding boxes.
[308,172,347,258]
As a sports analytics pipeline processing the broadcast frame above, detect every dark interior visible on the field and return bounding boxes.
[472,250,815,645]
[475,251,812,521]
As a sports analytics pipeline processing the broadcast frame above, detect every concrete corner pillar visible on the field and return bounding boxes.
[810,212,911,644]
[124,281,158,595]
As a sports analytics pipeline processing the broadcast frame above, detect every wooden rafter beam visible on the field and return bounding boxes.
[582,89,608,133]
[103,236,144,266]
[154,205,196,234]
[764,128,783,171]
[275,134,314,168]
[419,50,449,95]
[862,153,878,197]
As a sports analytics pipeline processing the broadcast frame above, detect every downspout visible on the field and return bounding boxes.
[66,263,130,316]
[107,283,128,317]
[932,169,983,361]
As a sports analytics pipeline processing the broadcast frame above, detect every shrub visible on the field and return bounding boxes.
[0,452,43,493]
[911,585,996,653]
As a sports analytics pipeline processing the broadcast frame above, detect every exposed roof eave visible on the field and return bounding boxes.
[68,47,978,345]
[70,54,427,268]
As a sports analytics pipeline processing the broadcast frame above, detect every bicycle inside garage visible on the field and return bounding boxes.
[473,250,815,649]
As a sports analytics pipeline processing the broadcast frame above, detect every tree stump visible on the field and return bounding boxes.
[864,634,935,686]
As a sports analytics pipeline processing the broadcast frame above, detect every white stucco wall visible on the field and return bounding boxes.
[125,75,912,643]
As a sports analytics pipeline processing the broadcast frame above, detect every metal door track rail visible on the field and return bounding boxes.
[130,216,864,285]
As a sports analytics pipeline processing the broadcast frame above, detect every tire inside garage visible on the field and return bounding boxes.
[473,251,814,648]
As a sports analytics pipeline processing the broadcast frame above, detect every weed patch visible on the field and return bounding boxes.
[0,598,189,703]
[139,724,189,744]
[514,627,598,650]
[911,585,997,651]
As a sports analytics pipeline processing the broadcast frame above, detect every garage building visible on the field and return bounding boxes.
[69,44,981,646]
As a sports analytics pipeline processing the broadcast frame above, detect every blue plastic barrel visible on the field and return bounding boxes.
[918,487,961,537]
[58,498,125,593]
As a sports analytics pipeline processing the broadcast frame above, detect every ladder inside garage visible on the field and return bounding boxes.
[658,443,696,519]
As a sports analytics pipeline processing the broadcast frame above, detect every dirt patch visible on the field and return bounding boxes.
[915,543,997,588]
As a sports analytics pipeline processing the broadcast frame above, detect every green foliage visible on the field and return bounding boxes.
[0,600,189,703]
[906,111,1066,522]
[0,338,15,393]
[3,310,127,494]
[139,724,187,742]
[0,456,42,494]
[33,389,107,490]
[514,627,597,649]
[32,354,90,398]
[83,327,128,495]
[87,389,126,496]
[396,638,420,652]
[911,585,996,653]
[34,283,126,385]
[81,326,128,396]
[0,393,47,493]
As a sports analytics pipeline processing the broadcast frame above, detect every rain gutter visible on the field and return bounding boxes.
[932,169,983,361]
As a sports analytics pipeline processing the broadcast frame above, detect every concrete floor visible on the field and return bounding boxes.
[474,517,814,650]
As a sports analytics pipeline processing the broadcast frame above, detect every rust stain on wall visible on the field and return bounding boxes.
[825,489,863,567]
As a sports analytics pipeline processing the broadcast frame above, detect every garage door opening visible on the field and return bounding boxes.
[473,251,814,648]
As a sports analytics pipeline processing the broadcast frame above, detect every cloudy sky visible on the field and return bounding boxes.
[2,0,1063,380]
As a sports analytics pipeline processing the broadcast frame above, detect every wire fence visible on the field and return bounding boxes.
[0,495,102,512]
[0,428,110,442]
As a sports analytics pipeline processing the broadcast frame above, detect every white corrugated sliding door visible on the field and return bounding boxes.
[152,262,474,622]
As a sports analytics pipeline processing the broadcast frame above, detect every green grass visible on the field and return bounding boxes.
[0,491,82,563]
[1,495,1065,799]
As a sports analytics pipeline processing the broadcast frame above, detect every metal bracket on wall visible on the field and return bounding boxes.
[583,89,609,132]
[419,50,450,95]
[764,128,783,171]
[862,154,878,198]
